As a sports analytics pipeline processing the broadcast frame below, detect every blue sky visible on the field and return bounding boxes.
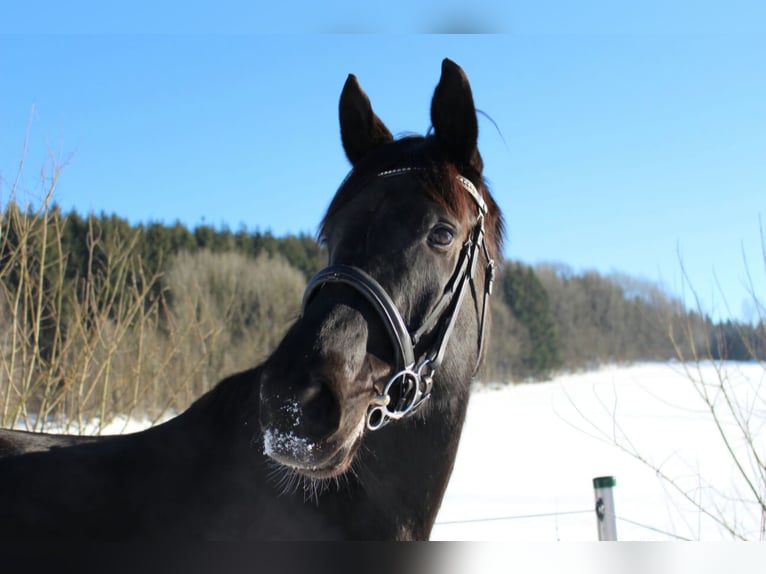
[1,3,765,322]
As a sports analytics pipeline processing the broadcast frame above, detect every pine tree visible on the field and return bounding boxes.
[500,262,561,378]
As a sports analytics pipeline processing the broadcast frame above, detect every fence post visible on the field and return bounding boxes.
[593,476,617,541]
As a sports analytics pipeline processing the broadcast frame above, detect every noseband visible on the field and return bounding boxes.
[301,168,495,430]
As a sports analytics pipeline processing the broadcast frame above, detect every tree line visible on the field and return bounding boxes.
[2,202,763,403]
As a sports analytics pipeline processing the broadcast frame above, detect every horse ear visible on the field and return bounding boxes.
[430,59,481,171]
[339,74,393,165]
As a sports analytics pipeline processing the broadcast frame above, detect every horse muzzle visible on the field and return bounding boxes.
[259,368,369,478]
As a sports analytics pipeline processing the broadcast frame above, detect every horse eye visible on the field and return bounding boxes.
[428,226,455,247]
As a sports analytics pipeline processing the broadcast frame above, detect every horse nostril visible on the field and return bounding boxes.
[299,378,340,441]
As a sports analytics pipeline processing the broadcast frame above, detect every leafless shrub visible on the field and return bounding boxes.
[162,249,305,402]
[1,132,305,433]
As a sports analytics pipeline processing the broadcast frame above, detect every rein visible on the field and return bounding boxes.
[301,168,495,430]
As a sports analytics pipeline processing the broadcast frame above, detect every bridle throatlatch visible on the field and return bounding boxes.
[301,169,496,430]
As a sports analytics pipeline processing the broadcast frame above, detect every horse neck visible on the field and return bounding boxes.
[339,380,472,540]
[177,365,471,540]
[177,366,263,448]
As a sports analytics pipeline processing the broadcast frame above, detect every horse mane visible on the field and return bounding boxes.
[319,136,505,262]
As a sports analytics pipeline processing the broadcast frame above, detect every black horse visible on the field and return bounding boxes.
[0,59,504,539]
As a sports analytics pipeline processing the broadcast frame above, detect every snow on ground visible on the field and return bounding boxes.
[432,361,765,541]
[11,361,763,541]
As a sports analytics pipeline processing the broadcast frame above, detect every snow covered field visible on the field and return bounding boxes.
[13,361,763,542]
[433,361,765,541]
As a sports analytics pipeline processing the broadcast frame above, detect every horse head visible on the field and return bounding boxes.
[259,59,504,483]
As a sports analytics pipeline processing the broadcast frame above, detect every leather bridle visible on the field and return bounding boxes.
[301,168,495,430]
